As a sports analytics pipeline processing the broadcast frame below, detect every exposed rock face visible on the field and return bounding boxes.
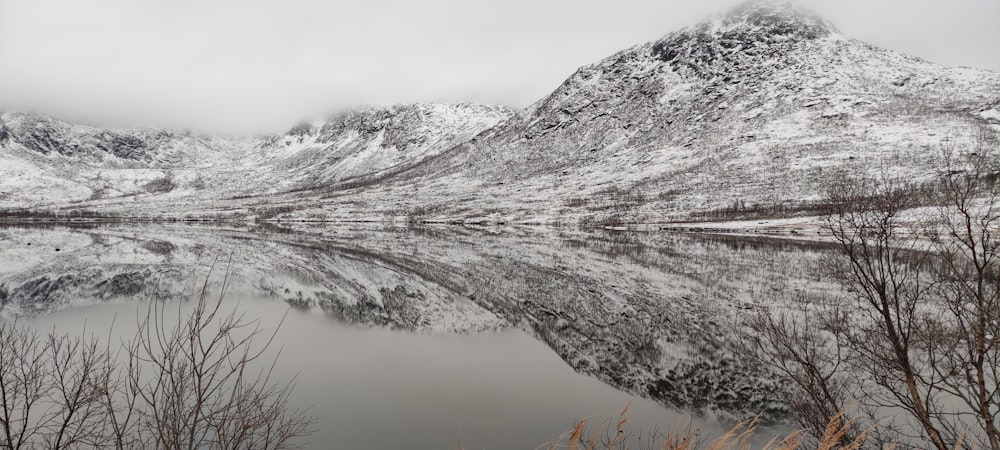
[652,1,836,76]
[0,112,207,163]
[6,113,67,156]
[91,131,152,160]
[0,115,8,144]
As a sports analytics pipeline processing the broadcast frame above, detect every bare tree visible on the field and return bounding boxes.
[0,322,49,449]
[122,273,313,450]
[823,173,955,449]
[921,147,1000,450]
[0,322,112,450]
[0,269,314,449]
[740,141,1000,449]
[738,291,857,444]
[43,330,115,448]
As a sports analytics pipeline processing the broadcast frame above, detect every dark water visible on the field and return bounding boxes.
[0,223,832,449]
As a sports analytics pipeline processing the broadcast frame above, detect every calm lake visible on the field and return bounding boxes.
[0,223,831,449]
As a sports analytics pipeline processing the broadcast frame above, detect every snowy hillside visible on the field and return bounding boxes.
[2,0,998,223]
[0,103,515,215]
[257,103,517,190]
[347,0,1000,223]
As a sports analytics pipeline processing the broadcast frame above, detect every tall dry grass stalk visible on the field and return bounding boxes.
[538,405,882,450]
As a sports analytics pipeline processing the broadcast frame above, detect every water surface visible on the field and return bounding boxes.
[1,223,830,448]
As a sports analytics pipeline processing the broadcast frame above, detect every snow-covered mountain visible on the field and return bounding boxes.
[2,0,998,223]
[256,103,517,190]
[0,103,515,214]
[465,1,999,202]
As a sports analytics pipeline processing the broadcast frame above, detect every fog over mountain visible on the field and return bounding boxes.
[1,0,998,225]
[3,4,1000,447]
[0,0,997,132]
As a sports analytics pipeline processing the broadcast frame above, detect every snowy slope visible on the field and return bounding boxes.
[0,111,242,207]
[374,0,1000,219]
[0,103,514,213]
[258,103,517,189]
[2,0,998,223]
[224,0,1000,224]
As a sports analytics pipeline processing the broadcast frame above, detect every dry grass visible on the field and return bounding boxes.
[524,405,879,450]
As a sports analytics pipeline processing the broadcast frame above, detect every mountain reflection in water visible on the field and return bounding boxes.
[1,223,828,448]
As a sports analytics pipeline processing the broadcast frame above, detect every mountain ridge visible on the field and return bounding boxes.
[2,0,998,223]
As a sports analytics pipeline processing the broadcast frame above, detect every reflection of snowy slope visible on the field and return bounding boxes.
[0,224,505,333]
[0,223,838,422]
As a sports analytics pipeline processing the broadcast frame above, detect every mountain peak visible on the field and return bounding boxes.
[650,0,838,78]
[720,0,837,38]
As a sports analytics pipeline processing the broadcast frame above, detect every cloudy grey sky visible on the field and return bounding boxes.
[1,0,998,133]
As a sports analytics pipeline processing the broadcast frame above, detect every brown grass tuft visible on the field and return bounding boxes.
[540,406,883,450]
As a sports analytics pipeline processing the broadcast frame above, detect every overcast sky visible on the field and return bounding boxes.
[1,0,998,133]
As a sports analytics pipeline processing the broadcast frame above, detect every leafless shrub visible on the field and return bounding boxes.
[739,140,1000,450]
[0,267,314,449]
[736,291,858,445]
[0,323,111,449]
[920,146,1000,450]
[598,187,647,211]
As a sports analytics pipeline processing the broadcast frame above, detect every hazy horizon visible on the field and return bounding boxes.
[1,0,998,134]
